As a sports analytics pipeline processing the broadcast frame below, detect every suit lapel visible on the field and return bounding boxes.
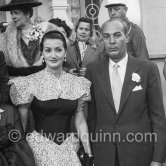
[82,45,94,66]
[97,60,116,113]
[68,43,80,69]
[117,56,140,117]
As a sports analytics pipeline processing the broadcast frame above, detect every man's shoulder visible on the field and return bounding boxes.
[129,21,144,34]
[129,56,156,70]
[87,58,108,71]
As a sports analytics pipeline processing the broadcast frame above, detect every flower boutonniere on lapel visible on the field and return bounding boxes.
[26,24,44,41]
[132,73,143,91]
[132,72,141,83]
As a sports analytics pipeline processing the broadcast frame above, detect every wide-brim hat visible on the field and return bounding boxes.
[0,0,42,11]
[105,0,127,8]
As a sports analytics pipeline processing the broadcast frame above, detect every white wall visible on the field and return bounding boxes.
[141,0,166,58]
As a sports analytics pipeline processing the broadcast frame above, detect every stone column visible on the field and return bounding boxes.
[51,0,73,28]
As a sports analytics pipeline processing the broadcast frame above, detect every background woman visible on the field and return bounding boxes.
[9,30,93,166]
[0,0,43,76]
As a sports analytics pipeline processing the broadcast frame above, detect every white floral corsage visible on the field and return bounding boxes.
[26,24,44,41]
[132,72,141,83]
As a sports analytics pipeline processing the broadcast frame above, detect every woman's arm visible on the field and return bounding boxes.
[75,98,92,156]
[163,58,166,80]
[18,104,29,132]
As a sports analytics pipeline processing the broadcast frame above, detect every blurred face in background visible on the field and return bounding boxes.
[76,21,91,42]
[108,5,127,20]
[10,9,30,29]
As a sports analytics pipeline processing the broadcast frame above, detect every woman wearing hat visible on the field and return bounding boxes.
[0,0,45,76]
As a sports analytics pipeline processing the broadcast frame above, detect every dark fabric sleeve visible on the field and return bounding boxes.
[131,25,149,60]
[147,63,166,162]
[7,64,45,76]
[0,51,9,104]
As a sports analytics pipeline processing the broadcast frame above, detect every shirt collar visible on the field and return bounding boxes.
[109,53,128,69]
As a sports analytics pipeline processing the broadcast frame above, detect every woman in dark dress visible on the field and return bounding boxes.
[9,30,93,166]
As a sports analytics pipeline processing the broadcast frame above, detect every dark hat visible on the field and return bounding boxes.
[0,0,42,11]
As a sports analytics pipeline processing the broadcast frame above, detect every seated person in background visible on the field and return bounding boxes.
[65,17,104,77]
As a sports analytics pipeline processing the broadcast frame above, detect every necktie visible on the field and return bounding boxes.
[111,64,122,113]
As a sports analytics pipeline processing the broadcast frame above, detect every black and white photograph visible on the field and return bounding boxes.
[0,0,166,166]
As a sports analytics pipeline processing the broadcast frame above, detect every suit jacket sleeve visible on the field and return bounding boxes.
[147,63,166,162]
[0,51,9,104]
[132,26,149,60]
[85,68,97,136]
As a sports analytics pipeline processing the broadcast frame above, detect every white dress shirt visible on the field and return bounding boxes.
[78,41,87,61]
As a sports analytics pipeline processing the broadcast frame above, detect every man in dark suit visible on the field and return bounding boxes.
[86,19,166,166]
[66,17,104,77]
[0,51,9,104]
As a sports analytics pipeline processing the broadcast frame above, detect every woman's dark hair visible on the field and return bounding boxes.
[40,30,67,52]
[75,17,93,37]
[49,18,72,38]
[19,7,33,18]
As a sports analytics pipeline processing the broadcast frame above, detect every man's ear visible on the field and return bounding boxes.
[124,6,128,12]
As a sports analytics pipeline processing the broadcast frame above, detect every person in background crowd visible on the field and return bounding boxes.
[163,57,166,80]
[49,18,72,44]
[0,22,8,33]
[0,0,43,76]
[9,30,93,166]
[0,51,35,166]
[86,18,166,166]
[34,16,45,24]
[105,0,149,60]
[65,17,104,77]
